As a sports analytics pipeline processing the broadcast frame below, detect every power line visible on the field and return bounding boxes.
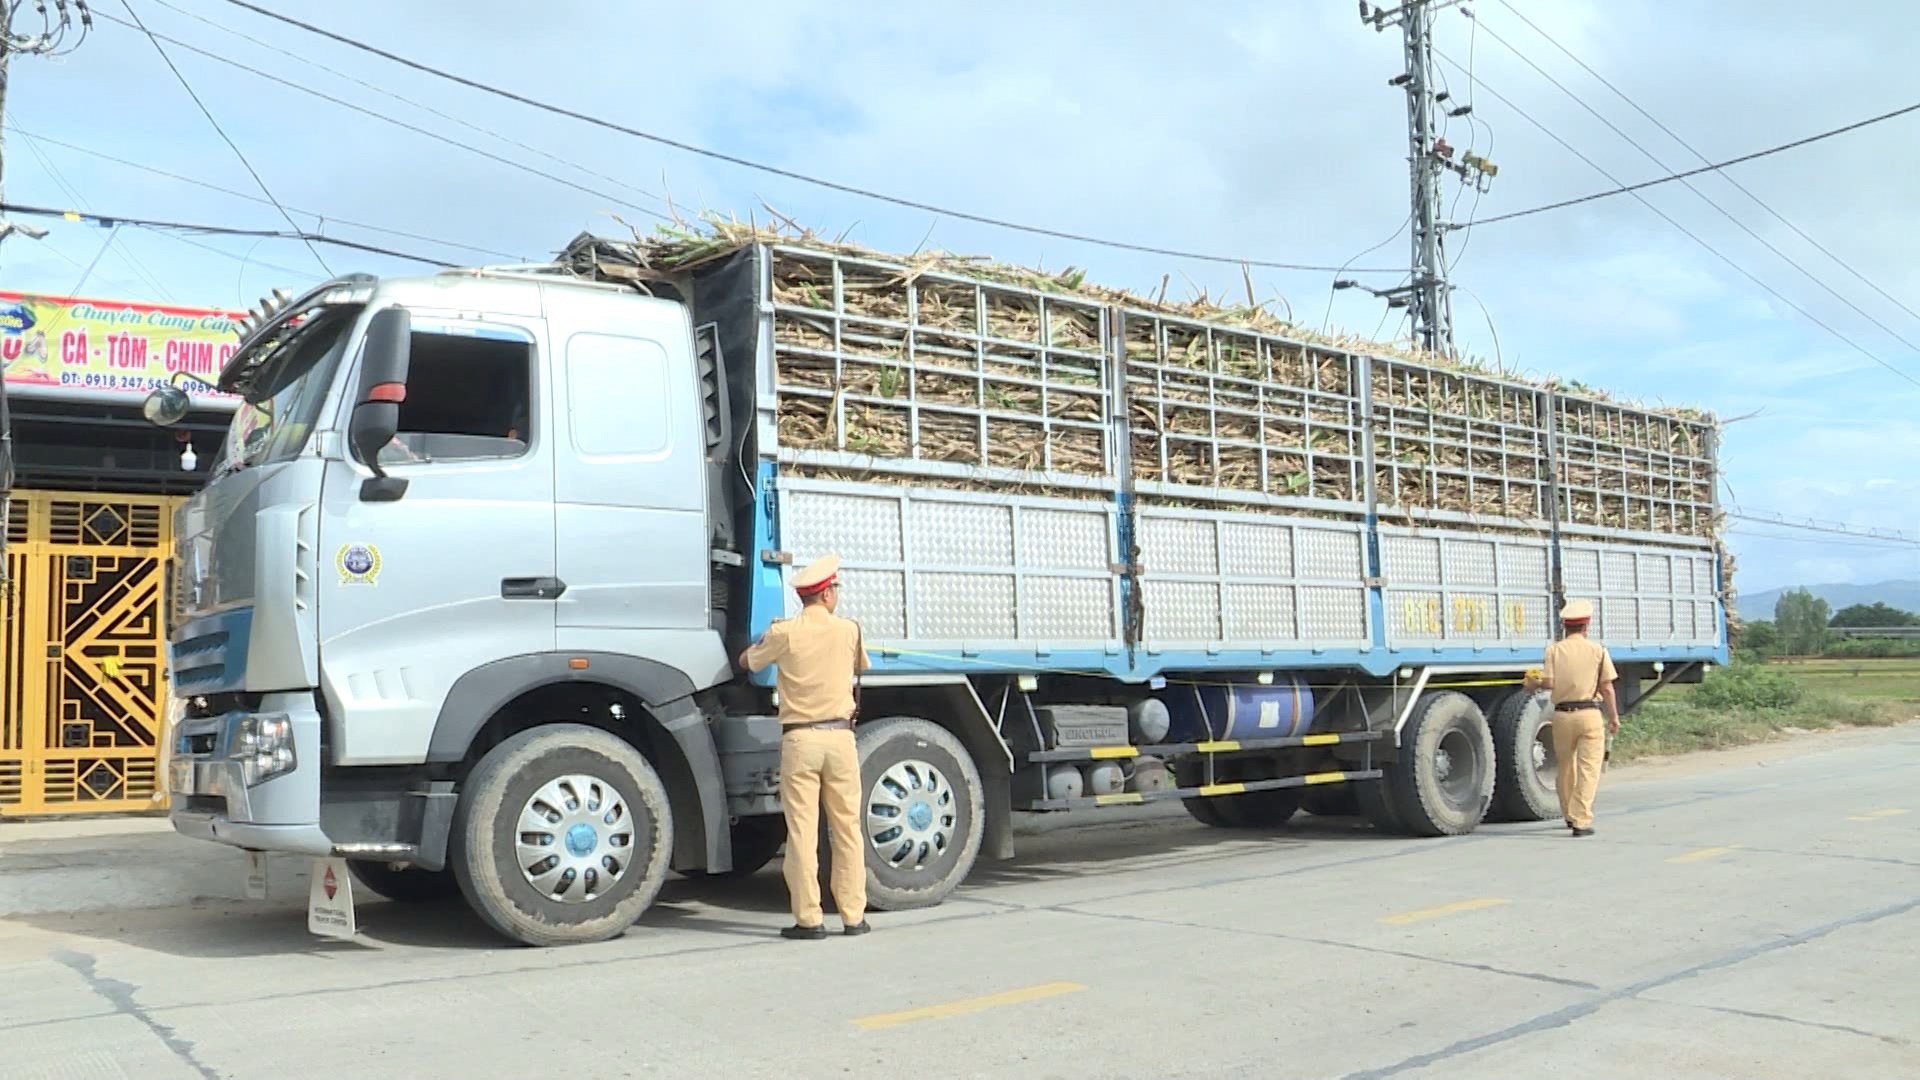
[116,0,332,276]
[11,125,525,261]
[0,200,457,266]
[1728,527,1919,552]
[13,127,178,300]
[1432,50,1920,393]
[1464,11,1920,358]
[1460,100,1920,229]
[1727,508,1920,546]
[89,10,668,227]
[143,0,669,216]
[1487,0,1920,332]
[212,0,1404,276]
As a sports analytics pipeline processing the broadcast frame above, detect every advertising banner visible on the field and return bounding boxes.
[0,291,246,404]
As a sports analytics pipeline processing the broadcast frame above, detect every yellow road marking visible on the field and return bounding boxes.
[1095,792,1143,806]
[1380,897,1511,926]
[1846,808,1908,822]
[1301,733,1342,746]
[1088,746,1136,759]
[1194,740,1240,753]
[1303,771,1348,786]
[1197,782,1246,797]
[1666,845,1741,864]
[851,982,1087,1031]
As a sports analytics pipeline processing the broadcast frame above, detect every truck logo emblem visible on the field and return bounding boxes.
[336,543,382,585]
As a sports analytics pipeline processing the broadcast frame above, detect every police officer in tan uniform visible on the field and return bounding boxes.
[1525,599,1620,837]
[738,554,872,939]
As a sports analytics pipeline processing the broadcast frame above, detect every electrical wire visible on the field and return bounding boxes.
[14,128,178,300]
[1433,51,1920,393]
[67,223,123,296]
[210,0,1404,275]
[140,226,325,284]
[0,200,457,266]
[1488,0,1920,331]
[11,125,525,261]
[1458,100,1920,229]
[1728,527,1918,551]
[144,0,669,215]
[1726,509,1920,546]
[90,10,671,225]
[117,0,333,275]
[1465,12,1920,358]
[1322,213,1411,332]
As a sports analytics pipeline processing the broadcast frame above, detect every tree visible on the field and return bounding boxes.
[1738,619,1780,657]
[1774,589,1831,656]
[1829,602,1919,628]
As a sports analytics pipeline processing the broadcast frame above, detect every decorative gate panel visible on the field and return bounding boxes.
[2,490,178,816]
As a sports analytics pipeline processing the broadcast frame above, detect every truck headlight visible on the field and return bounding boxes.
[231,714,296,786]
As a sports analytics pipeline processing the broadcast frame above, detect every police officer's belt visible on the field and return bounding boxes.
[784,718,854,731]
[1553,700,1602,712]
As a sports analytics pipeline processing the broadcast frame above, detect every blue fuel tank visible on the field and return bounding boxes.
[1161,678,1317,742]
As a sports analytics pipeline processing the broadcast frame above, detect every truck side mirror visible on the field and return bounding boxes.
[142,386,192,427]
[349,307,412,502]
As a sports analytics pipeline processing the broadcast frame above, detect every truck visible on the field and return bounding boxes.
[142,227,1728,946]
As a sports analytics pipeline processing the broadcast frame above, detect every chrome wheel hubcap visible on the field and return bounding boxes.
[516,774,634,903]
[867,759,955,871]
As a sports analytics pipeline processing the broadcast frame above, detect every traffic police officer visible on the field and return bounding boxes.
[738,554,872,939]
[1525,599,1620,837]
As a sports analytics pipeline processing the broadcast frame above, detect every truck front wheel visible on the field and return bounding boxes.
[449,724,674,947]
[839,717,985,912]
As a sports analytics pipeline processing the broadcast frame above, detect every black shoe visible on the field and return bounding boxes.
[843,921,871,937]
[781,924,828,941]
[1571,827,1595,838]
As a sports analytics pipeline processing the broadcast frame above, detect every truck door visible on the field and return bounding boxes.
[544,287,725,687]
[316,316,557,765]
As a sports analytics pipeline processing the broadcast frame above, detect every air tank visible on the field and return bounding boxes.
[1045,765,1084,801]
[1083,761,1127,797]
[1127,699,1172,745]
[1161,677,1317,742]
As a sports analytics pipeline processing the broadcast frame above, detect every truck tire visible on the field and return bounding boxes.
[710,815,786,879]
[1356,776,1405,834]
[1176,758,1299,829]
[1303,785,1360,817]
[837,717,985,912]
[1385,691,1495,837]
[449,724,674,947]
[347,859,460,904]
[1489,688,1558,822]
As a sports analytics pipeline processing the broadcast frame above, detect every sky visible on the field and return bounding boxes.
[1,0,1916,596]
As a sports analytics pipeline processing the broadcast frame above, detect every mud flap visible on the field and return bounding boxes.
[307,857,358,940]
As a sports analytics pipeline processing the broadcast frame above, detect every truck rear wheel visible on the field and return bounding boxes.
[1385,691,1495,837]
[1303,785,1360,817]
[347,859,460,904]
[834,717,985,912]
[449,724,674,947]
[1176,758,1300,829]
[1489,688,1558,822]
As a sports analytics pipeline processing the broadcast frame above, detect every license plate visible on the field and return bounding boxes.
[169,757,194,795]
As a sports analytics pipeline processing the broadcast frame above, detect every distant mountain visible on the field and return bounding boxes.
[1737,581,1920,621]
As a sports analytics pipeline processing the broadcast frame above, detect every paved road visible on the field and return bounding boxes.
[3,725,1917,1080]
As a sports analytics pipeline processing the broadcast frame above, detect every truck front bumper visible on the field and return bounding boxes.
[168,691,331,856]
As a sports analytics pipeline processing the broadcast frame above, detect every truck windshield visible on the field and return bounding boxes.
[218,304,361,476]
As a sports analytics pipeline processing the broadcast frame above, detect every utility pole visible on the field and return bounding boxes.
[1,1,92,589]
[1352,0,1495,358]
[1,1,94,249]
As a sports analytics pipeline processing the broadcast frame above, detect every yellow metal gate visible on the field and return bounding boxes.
[3,490,179,816]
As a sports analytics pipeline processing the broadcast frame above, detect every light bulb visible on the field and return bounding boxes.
[180,442,198,471]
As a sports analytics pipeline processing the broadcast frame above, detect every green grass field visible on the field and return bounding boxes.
[1614,657,1918,762]
[1769,658,1920,702]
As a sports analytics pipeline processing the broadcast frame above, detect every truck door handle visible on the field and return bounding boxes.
[502,577,567,600]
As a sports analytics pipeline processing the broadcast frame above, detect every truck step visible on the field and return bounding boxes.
[1026,730,1382,764]
[1026,768,1383,812]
